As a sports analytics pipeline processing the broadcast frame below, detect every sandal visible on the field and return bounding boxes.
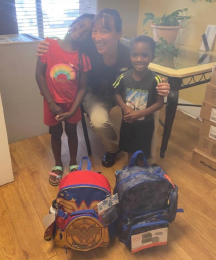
[49,166,63,186]
[69,165,78,172]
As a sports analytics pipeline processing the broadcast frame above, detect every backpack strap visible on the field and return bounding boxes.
[129,150,149,167]
[78,156,92,171]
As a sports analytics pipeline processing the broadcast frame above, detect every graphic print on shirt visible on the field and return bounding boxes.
[50,63,76,83]
[126,88,148,120]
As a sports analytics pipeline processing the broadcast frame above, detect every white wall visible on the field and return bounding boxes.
[0,92,14,186]
[97,0,139,37]
[0,41,48,143]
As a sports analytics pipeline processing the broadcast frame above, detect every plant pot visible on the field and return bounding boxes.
[151,25,181,44]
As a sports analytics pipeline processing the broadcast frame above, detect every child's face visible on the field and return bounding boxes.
[130,42,154,72]
[70,17,93,43]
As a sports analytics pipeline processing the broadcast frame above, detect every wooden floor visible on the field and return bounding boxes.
[1,108,216,260]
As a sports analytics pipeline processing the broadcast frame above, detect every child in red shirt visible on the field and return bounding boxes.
[36,14,94,186]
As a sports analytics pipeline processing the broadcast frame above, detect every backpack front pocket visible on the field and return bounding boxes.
[54,210,110,251]
[121,220,169,253]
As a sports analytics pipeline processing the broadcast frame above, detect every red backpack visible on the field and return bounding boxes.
[44,156,112,251]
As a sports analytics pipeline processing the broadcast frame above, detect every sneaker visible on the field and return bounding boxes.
[102,150,121,168]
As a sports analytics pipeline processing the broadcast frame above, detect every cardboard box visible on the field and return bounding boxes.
[210,66,216,85]
[200,101,216,124]
[204,83,216,105]
[198,134,216,158]
[200,120,216,141]
[191,148,216,176]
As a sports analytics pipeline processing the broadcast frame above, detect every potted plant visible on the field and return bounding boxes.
[143,9,190,44]
[154,37,180,68]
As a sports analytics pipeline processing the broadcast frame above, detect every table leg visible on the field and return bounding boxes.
[160,78,181,158]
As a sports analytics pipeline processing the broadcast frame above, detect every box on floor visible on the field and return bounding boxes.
[204,83,216,105]
[191,148,216,176]
[200,120,216,141]
[200,101,216,124]
[198,134,216,158]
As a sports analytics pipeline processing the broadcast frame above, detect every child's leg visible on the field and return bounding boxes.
[50,123,63,166]
[49,123,63,184]
[135,120,155,166]
[65,122,78,166]
[137,156,144,167]
[128,153,144,166]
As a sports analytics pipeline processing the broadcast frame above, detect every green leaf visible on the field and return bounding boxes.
[143,17,150,25]
[144,13,155,19]
[144,8,190,27]
[143,13,155,25]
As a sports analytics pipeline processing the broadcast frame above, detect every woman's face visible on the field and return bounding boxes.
[70,17,93,43]
[92,18,122,55]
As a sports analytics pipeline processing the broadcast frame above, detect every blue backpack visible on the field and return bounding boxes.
[114,151,181,252]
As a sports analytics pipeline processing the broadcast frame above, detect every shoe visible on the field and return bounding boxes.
[49,199,57,214]
[102,150,121,168]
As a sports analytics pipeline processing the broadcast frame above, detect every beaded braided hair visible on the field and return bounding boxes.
[66,13,95,82]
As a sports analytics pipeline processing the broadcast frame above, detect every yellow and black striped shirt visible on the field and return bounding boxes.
[114,69,162,122]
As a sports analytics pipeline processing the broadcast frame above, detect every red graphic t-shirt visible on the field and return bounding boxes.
[41,38,91,103]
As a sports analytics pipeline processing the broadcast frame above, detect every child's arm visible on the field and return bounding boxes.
[56,71,88,121]
[124,95,164,123]
[35,58,63,115]
[114,73,133,116]
[115,93,133,116]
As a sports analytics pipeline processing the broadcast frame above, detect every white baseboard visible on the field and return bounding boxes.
[177,98,201,119]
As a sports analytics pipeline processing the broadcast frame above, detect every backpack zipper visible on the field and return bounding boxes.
[57,184,110,198]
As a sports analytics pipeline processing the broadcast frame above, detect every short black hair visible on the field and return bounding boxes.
[131,35,155,55]
[93,8,122,32]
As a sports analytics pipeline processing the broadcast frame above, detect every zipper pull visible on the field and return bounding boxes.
[65,246,68,254]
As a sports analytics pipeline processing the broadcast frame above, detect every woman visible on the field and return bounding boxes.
[37,8,170,167]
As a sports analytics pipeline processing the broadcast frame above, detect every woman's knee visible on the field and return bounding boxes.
[90,108,110,129]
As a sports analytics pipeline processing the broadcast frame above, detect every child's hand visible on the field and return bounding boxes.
[55,112,72,121]
[49,102,64,115]
[124,110,142,123]
[123,105,133,116]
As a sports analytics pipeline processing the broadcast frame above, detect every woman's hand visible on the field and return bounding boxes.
[156,78,170,97]
[36,40,50,57]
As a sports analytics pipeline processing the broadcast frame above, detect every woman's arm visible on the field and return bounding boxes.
[156,78,170,97]
[35,58,63,115]
[36,40,50,57]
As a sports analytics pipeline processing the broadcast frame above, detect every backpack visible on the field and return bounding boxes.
[44,156,112,251]
[114,151,180,253]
